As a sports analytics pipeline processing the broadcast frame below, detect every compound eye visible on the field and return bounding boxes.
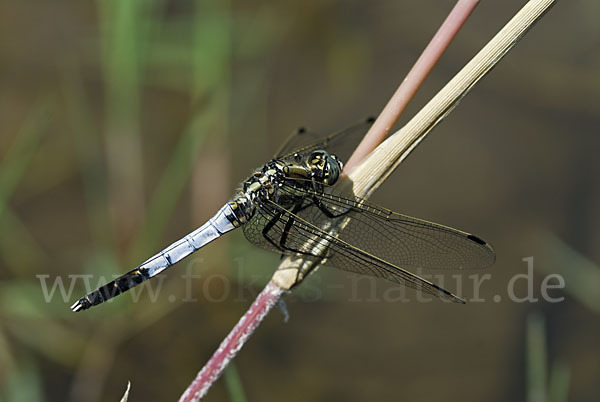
[330,154,344,171]
[324,157,341,185]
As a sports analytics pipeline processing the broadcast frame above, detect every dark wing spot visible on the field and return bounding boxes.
[467,234,487,246]
[366,116,375,124]
[297,127,306,134]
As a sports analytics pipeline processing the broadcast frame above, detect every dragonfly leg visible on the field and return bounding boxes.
[261,211,286,252]
[278,202,306,253]
[262,201,323,257]
[281,201,334,258]
[312,196,352,219]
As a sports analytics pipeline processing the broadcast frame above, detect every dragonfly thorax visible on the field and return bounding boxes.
[231,163,286,222]
[231,151,342,224]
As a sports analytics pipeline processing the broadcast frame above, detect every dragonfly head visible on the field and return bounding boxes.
[308,150,343,185]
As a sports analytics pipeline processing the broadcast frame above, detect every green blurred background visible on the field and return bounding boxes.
[1,0,598,401]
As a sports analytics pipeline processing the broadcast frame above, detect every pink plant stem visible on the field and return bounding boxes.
[179,282,284,402]
[179,2,477,400]
[343,0,479,172]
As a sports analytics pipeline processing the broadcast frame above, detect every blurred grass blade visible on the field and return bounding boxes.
[98,0,145,239]
[0,328,15,376]
[192,0,232,99]
[548,361,570,402]
[526,312,547,402]
[0,205,48,275]
[223,362,246,402]
[526,312,571,402]
[4,315,86,367]
[0,99,49,219]
[61,62,117,260]
[535,233,600,313]
[0,100,49,275]
[2,357,43,402]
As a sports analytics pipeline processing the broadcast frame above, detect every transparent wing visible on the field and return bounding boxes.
[251,198,465,303]
[275,117,374,163]
[276,182,496,271]
[242,205,283,255]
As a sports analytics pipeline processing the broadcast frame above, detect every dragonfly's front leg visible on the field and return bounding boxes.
[308,177,352,219]
[262,201,319,257]
[261,210,285,252]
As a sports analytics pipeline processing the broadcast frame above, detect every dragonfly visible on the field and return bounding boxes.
[70,119,495,311]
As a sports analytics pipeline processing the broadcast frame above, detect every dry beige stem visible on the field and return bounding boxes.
[348,0,557,198]
[273,0,558,289]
